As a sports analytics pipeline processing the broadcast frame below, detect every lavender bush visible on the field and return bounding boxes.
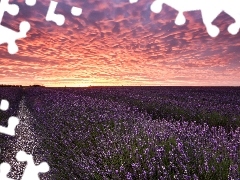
[69,86,240,130]
[21,87,239,179]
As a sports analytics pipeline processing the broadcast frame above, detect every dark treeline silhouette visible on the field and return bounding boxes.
[31,85,45,87]
[0,84,22,87]
[0,84,45,87]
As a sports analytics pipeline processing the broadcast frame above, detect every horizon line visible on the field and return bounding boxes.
[1,85,240,88]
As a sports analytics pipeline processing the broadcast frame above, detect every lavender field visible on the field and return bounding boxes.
[0,86,240,179]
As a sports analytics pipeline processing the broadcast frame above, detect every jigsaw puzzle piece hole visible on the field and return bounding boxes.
[8,43,18,55]
[20,21,31,34]
[129,0,138,4]
[38,162,50,173]
[8,116,20,127]
[46,1,65,26]
[16,151,28,161]
[0,162,11,174]
[0,162,14,180]
[0,99,9,111]
[206,25,220,37]
[201,9,221,37]
[151,0,163,13]
[25,0,36,6]
[175,12,186,25]
[6,4,19,16]
[71,6,82,16]
[228,23,239,35]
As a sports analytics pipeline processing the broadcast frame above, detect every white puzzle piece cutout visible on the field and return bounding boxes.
[0,116,20,136]
[25,0,36,6]
[0,0,31,54]
[222,1,240,35]
[0,0,19,23]
[16,151,50,180]
[129,0,138,4]
[150,0,240,37]
[0,99,19,136]
[0,21,31,54]
[0,99,9,111]
[0,162,14,180]
[71,6,82,17]
[46,0,65,26]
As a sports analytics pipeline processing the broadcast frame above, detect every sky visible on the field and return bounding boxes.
[0,0,240,87]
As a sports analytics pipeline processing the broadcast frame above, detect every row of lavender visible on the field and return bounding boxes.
[0,87,24,164]
[24,87,239,179]
[66,86,240,131]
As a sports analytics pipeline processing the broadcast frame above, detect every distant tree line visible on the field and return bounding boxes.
[0,84,45,87]
[31,85,45,87]
[0,84,23,87]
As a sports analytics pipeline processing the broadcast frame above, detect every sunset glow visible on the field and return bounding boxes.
[1,0,240,86]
